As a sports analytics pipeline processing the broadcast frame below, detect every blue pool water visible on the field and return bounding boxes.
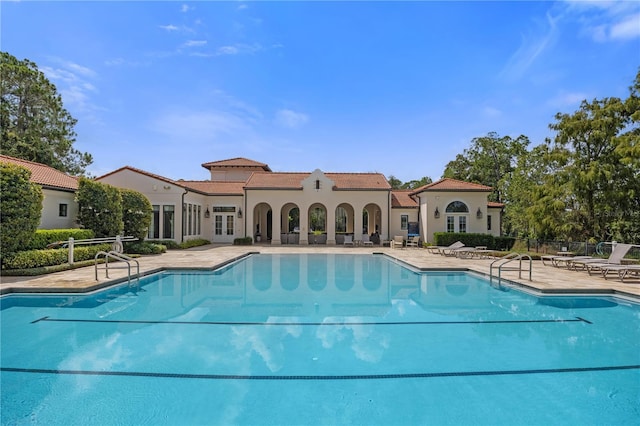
[1,253,639,425]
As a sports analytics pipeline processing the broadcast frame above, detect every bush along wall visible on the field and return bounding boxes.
[1,243,112,270]
[433,233,515,251]
[26,229,95,250]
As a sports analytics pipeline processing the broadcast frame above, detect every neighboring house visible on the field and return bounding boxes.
[97,157,504,245]
[0,155,79,229]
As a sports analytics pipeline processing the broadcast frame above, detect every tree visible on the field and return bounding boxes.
[401,176,433,190]
[76,178,123,238]
[0,163,43,255]
[387,175,403,189]
[442,132,530,203]
[0,51,92,175]
[120,188,153,240]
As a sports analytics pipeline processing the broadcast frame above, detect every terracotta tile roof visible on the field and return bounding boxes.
[0,155,78,191]
[391,190,418,208]
[411,178,492,194]
[96,166,179,187]
[179,180,245,196]
[245,172,391,190]
[488,201,505,208]
[201,157,272,171]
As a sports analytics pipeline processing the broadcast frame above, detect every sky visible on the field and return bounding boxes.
[2,1,639,183]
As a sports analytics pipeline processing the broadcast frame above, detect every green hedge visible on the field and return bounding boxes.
[233,237,253,245]
[26,229,95,250]
[125,241,167,255]
[180,239,210,249]
[1,243,111,270]
[433,233,515,251]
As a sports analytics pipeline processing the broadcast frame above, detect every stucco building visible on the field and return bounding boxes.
[97,157,504,245]
[0,155,79,229]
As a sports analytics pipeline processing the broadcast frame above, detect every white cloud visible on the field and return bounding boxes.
[151,110,248,142]
[500,12,559,81]
[182,40,207,48]
[159,24,179,31]
[610,13,640,40]
[275,109,309,129]
[41,59,102,120]
[180,4,192,13]
[548,91,588,108]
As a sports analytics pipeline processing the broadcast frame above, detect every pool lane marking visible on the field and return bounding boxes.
[2,365,638,380]
[31,317,592,326]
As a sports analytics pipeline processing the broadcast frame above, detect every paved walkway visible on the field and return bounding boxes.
[1,245,639,299]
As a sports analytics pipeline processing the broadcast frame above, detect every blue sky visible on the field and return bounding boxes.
[2,1,639,182]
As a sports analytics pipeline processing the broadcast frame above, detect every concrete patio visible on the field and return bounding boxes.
[1,245,639,300]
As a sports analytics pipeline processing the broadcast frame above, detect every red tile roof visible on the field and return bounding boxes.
[97,166,178,187]
[488,201,505,208]
[179,180,245,195]
[201,157,271,171]
[411,178,492,194]
[245,172,391,190]
[0,155,79,191]
[391,190,418,208]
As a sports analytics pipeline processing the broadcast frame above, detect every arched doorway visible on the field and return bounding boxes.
[445,201,469,233]
[253,202,272,243]
[281,203,300,244]
[308,203,327,244]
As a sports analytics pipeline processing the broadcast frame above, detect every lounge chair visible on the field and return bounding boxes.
[599,264,640,282]
[362,234,374,246]
[343,235,354,247]
[406,236,420,248]
[571,243,633,274]
[440,242,467,256]
[391,235,404,249]
[426,241,464,255]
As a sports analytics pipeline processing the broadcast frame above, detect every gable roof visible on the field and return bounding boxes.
[245,172,391,190]
[411,178,492,194]
[0,155,79,191]
[391,190,418,208]
[201,157,272,172]
[97,165,179,187]
[488,201,505,209]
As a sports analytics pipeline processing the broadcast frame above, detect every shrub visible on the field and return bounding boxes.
[433,233,496,248]
[120,188,152,240]
[1,243,111,270]
[125,241,166,255]
[233,237,253,245]
[179,239,210,249]
[26,229,95,250]
[152,240,181,249]
[0,163,43,254]
[76,178,123,238]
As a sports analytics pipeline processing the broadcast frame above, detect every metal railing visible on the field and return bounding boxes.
[94,250,140,285]
[490,252,532,285]
[63,235,138,264]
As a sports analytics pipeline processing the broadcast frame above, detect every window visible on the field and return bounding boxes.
[163,205,175,239]
[401,215,408,230]
[447,216,455,232]
[226,215,234,235]
[215,216,223,235]
[487,215,492,231]
[445,201,469,213]
[197,205,201,235]
[188,204,193,236]
[459,216,467,233]
[213,206,236,213]
[149,205,160,239]
[58,203,68,217]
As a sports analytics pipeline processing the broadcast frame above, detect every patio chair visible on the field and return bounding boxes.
[599,264,640,282]
[437,241,465,256]
[406,236,420,248]
[362,234,374,246]
[391,235,404,249]
[343,235,355,247]
[571,243,633,274]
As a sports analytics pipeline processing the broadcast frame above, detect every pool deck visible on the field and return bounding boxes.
[1,245,639,300]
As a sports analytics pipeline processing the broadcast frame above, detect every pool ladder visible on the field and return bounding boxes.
[95,250,140,285]
[490,252,532,286]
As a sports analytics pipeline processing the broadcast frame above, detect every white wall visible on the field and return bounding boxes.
[39,189,78,229]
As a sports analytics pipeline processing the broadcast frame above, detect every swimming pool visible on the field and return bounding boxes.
[2,253,639,425]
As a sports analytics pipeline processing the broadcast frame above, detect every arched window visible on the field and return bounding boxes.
[445,201,469,213]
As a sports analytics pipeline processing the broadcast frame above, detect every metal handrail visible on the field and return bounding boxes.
[95,250,140,285]
[490,252,532,285]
